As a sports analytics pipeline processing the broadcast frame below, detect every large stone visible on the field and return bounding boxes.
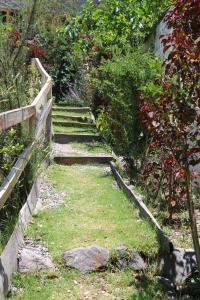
[18,241,55,273]
[115,246,146,271]
[159,248,196,286]
[63,246,109,273]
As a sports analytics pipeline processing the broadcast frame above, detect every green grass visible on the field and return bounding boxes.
[11,268,168,300]
[52,119,96,128]
[53,125,97,134]
[70,142,112,155]
[52,110,91,118]
[25,164,158,259]
[10,164,166,300]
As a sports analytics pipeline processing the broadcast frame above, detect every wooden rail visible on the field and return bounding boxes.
[0,58,52,209]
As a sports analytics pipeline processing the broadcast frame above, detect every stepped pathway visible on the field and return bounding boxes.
[11,106,167,300]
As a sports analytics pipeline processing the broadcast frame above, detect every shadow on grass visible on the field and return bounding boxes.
[129,274,168,300]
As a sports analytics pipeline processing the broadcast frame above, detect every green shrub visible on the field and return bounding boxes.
[86,47,162,172]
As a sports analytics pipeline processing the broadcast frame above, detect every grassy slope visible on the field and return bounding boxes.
[11,164,167,300]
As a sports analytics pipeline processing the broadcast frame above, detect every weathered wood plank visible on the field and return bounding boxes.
[0,105,35,132]
[34,58,51,81]
[0,58,52,210]
[35,98,53,139]
[32,81,52,114]
[0,59,52,132]
[0,98,53,209]
[0,143,34,210]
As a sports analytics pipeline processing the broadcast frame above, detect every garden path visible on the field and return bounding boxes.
[11,106,166,300]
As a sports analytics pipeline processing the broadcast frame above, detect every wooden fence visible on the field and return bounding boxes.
[0,58,52,210]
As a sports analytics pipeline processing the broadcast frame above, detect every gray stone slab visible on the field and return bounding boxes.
[115,246,146,270]
[64,246,109,273]
[159,248,197,286]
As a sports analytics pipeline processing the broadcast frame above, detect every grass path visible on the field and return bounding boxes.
[10,107,167,299]
[11,164,166,300]
[28,165,159,259]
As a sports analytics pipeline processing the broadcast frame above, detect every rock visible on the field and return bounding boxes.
[114,246,129,269]
[129,249,146,270]
[63,246,109,273]
[18,238,55,273]
[159,248,196,286]
[114,246,146,271]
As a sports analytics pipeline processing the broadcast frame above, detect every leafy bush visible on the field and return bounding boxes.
[0,129,24,185]
[57,96,86,107]
[71,0,172,51]
[85,47,162,173]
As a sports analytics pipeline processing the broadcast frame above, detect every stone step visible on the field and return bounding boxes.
[54,155,114,165]
[53,133,102,143]
[53,107,90,113]
[52,114,94,123]
[53,120,96,129]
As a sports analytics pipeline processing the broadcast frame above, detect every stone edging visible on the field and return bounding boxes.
[0,158,49,299]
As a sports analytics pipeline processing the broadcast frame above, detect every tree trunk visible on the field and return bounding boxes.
[185,161,200,273]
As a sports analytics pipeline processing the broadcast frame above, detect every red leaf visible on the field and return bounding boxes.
[163,45,171,53]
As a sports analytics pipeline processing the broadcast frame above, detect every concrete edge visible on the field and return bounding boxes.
[54,156,114,166]
[0,158,50,299]
[53,107,90,113]
[53,133,102,143]
[52,115,94,123]
[52,121,96,129]
[109,161,172,253]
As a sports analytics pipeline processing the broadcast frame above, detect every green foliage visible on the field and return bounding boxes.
[34,1,84,100]
[87,47,163,166]
[41,25,82,98]
[72,0,172,50]
[49,0,169,173]
[56,96,86,107]
[0,129,24,185]
[0,2,37,112]
[38,0,171,102]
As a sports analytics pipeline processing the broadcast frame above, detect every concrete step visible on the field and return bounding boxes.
[53,120,96,129]
[52,115,94,123]
[54,133,102,143]
[53,107,90,113]
[54,155,114,165]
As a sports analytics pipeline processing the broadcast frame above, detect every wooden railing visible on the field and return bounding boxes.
[0,58,53,210]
